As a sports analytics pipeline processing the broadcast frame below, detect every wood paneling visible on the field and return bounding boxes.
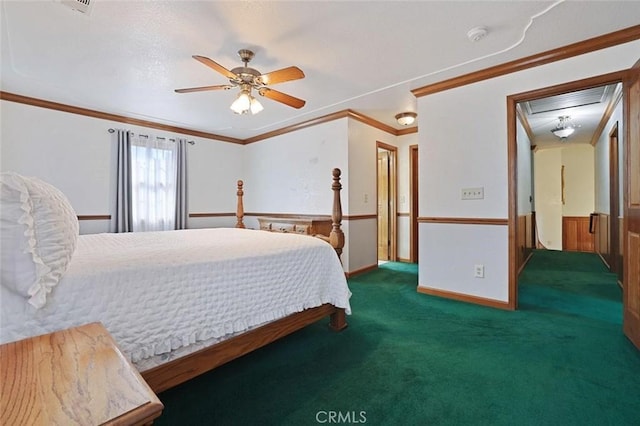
[517,214,534,273]
[623,65,640,349]
[594,213,610,265]
[563,216,595,252]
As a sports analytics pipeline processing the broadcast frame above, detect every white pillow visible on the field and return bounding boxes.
[0,172,79,309]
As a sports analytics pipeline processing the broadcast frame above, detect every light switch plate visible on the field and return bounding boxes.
[461,187,484,200]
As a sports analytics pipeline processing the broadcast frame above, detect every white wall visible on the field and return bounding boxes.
[0,100,245,234]
[534,149,563,250]
[396,133,418,261]
[0,99,416,274]
[562,144,595,217]
[533,144,595,250]
[417,39,640,303]
[242,119,353,268]
[594,99,624,215]
[516,119,533,216]
[243,119,348,218]
[347,119,398,272]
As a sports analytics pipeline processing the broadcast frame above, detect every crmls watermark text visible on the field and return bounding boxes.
[315,410,367,424]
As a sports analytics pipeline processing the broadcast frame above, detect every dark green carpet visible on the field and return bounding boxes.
[155,250,640,425]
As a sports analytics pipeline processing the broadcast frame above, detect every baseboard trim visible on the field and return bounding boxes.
[346,264,378,278]
[417,286,513,311]
[517,251,534,275]
[397,257,411,263]
[596,252,611,269]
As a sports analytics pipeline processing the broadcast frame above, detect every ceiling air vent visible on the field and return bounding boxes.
[524,85,611,115]
[60,0,93,15]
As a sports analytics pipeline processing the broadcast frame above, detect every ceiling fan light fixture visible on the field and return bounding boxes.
[230,90,252,114]
[250,96,264,114]
[551,116,575,140]
[395,112,417,126]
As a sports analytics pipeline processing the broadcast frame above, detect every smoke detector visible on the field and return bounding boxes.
[467,26,488,42]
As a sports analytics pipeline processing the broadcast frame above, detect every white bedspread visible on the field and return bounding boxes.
[0,228,351,366]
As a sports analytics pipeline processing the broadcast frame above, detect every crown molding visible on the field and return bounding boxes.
[412,25,640,98]
[1,92,415,145]
[243,110,350,144]
[2,26,636,144]
[0,91,245,145]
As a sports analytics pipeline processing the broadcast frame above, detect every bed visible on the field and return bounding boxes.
[0,168,350,393]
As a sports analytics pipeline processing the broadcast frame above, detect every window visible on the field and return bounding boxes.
[130,137,177,232]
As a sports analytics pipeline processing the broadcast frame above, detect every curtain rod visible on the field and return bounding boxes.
[108,128,195,145]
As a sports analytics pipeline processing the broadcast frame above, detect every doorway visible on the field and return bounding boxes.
[377,142,397,261]
[507,68,640,349]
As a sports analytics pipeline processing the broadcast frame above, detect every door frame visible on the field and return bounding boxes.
[410,144,419,263]
[507,69,630,310]
[609,123,621,280]
[376,141,398,261]
[622,62,640,349]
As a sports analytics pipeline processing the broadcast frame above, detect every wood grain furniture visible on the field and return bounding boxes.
[257,216,332,236]
[0,322,163,425]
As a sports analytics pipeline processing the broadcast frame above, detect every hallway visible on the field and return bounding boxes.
[518,249,622,324]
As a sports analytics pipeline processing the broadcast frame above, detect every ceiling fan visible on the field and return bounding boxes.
[175,49,305,114]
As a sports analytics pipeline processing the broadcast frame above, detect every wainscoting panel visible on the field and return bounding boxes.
[562,216,594,252]
[517,214,534,272]
[594,213,610,265]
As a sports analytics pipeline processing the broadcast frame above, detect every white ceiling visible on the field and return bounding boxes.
[520,83,622,149]
[1,1,639,141]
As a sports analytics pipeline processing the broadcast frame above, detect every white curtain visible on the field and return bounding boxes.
[130,136,177,232]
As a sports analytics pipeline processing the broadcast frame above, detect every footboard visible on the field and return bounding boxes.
[142,304,346,393]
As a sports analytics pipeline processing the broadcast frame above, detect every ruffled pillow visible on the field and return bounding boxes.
[0,172,79,308]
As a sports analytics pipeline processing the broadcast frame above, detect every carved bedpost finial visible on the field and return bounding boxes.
[236,180,245,229]
[329,168,344,258]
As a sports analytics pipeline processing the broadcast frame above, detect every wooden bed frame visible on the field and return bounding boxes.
[141,168,347,393]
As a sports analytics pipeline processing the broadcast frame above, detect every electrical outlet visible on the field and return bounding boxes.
[474,264,485,278]
[364,193,368,203]
[461,187,484,200]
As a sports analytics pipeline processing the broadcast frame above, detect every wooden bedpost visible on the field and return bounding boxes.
[236,180,245,229]
[329,168,345,258]
[327,168,347,331]
[314,168,345,260]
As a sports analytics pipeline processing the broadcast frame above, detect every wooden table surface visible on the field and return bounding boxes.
[0,322,163,425]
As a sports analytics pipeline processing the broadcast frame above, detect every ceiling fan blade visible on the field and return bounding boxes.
[258,66,305,85]
[174,85,233,93]
[259,88,306,109]
[192,55,238,80]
